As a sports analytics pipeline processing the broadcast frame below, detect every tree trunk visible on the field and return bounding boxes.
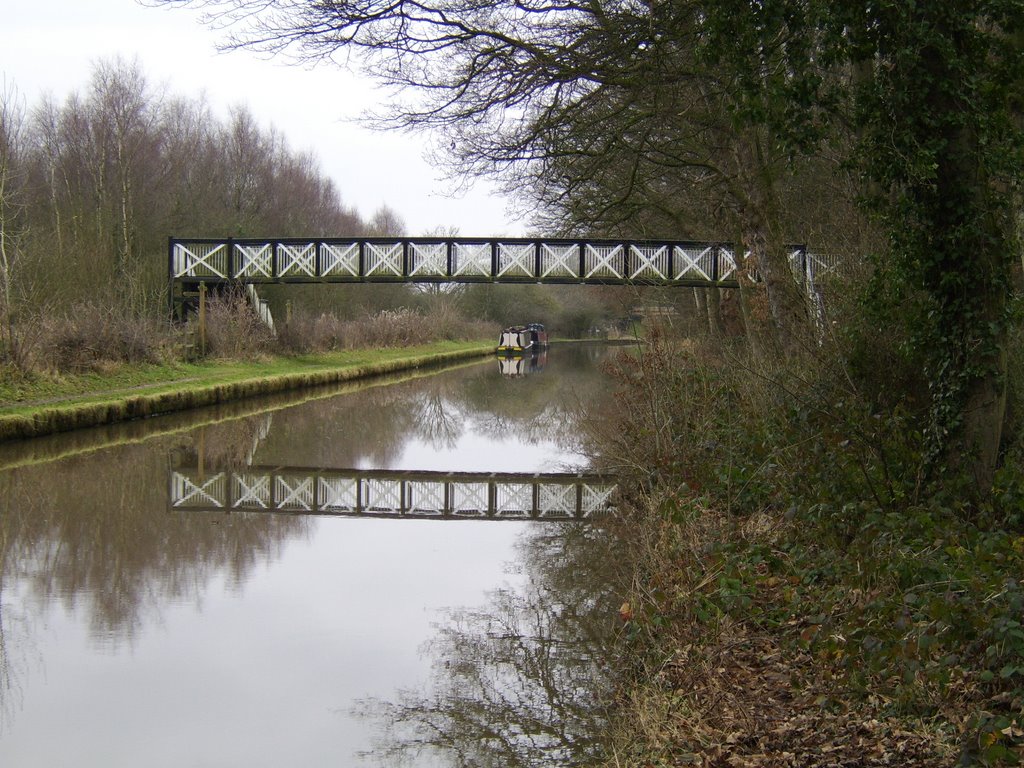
[734,135,809,355]
[917,32,1011,495]
[692,287,708,335]
[943,173,1009,492]
[959,341,1007,491]
[706,286,726,338]
[732,246,765,360]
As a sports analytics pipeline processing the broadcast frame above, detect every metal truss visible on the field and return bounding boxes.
[170,236,778,288]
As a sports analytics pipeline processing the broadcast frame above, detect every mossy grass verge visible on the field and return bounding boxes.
[0,341,492,442]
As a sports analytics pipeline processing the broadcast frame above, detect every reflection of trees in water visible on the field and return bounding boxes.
[408,382,463,451]
[0,349,621,737]
[243,348,616,470]
[455,350,614,454]
[251,377,443,467]
[0,440,311,708]
[0,471,32,734]
[179,379,468,468]
[173,413,275,471]
[357,523,625,767]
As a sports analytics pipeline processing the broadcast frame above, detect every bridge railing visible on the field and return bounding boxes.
[170,237,760,287]
[169,466,618,520]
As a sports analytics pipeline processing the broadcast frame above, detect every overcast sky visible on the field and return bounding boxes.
[1,0,526,237]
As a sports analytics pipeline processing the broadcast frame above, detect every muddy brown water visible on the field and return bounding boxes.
[0,346,626,767]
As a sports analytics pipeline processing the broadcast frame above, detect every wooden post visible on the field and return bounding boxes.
[167,236,176,322]
[198,427,205,481]
[198,281,207,357]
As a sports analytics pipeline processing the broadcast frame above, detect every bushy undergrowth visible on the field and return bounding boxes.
[275,305,497,354]
[0,294,496,381]
[38,302,181,373]
[204,290,276,359]
[595,331,1024,765]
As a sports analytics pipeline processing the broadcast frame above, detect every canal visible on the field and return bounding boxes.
[0,346,626,767]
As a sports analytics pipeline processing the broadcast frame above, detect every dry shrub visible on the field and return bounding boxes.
[0,309,49,374]
[346,306,497,347]
[309,312,347,349]
[346,308,424,347]
[39,302,178,373]
[420,301,470,340]
[276,305,497,353]
[422,301,497,341]
[203,288,275,359]
[586,330,730,489]
[275,311,346,353]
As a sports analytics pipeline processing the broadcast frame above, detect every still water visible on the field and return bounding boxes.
[0,347,624,767]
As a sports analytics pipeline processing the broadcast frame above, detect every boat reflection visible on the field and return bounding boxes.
[497,348,548,378]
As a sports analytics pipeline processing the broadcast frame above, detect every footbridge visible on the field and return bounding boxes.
[169,465,617,520]
[169,235,764,285]
[168,235,836,318]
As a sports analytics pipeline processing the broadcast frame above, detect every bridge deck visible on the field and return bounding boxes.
[170,466,617,520]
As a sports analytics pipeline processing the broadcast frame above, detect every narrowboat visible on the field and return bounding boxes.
[496,323,549,355]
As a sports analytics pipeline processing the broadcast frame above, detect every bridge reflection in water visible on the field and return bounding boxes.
[170,466,616,520]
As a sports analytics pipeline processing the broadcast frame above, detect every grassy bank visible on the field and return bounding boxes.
[0,341,492,442]
[592,337,1024,767]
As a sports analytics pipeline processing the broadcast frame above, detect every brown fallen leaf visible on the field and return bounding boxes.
[619,601,634,622]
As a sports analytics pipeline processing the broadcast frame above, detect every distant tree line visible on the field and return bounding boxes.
[0,57,411,365]
[0,57,646,371]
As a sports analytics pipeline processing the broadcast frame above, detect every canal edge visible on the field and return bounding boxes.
[0,345,494,444]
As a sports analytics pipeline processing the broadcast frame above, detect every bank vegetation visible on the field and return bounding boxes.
[590,321,1024,765]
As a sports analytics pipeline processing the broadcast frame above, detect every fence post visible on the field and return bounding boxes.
[799,245,809,293]
[167,236,175,321]
[198,281,207,358]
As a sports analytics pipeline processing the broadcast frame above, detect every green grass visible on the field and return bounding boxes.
[0,341,493,440]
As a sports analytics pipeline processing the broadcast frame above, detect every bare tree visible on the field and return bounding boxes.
[89,58,167,311]
[9,58,389,321]
[0,81,28,367]
[367,204,407,237]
